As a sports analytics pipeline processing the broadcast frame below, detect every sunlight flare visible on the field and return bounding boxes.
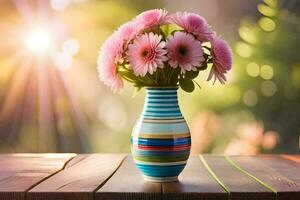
[25,27,52,53]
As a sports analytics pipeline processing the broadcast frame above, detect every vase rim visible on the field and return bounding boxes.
[145,86,179,90]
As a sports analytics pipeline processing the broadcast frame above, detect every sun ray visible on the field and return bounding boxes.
[0,56,34,121]
[13,0,35,26]
[37,0,50,21]
[56,69,91,152]
[37,57,58,152]
[7,59,35,144]
[1,0,90,152]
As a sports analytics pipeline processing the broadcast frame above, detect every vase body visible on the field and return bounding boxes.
[131,87,191,182]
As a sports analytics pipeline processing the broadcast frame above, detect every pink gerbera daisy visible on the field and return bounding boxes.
[207,37,233,84]
[118,21,139,42]
[97,56,124,93]
[100,31,124,63]
[166,32,204,73]
[127,32,168,76]
[98,31,125,92]
[171,12,214,42]
[134,9,169,30]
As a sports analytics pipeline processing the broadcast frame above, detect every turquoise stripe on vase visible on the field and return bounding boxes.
[131,87,191,182]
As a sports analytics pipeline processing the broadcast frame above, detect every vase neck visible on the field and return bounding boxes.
[142,88,182,119]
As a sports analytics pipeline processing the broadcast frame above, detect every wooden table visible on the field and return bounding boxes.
[0,154,300,200]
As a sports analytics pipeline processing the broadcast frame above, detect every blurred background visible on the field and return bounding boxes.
[0,0,299,154]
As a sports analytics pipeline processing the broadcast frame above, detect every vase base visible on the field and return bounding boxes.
[143,175,178,182]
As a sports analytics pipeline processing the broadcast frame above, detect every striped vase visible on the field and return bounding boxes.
[131,87,191,182]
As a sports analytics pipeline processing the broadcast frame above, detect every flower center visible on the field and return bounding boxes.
[141,49,150,57]
[178,45,187,56]
[141,48,155,60]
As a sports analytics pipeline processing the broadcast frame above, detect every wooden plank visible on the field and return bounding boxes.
[162,155,227,200]
[64,154,90,168]
[282,154,300,164]
[96,156,161,200]
[231,156,300,200]
[28,154,126,200]
[0,154,75,200]
[203,155,275,200]
[255,156,300,186]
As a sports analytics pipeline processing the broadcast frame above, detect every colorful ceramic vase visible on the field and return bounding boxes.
[131,87,191,182]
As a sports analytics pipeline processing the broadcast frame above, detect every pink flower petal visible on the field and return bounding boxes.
[127,32,168,76]
[134,9,169,30]
[166,32,204,73]
[171,12,214,42]
[207,37,233,84]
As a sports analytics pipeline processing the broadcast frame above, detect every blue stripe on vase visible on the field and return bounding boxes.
[146,87,178,91]
[146,109,180,112]
[147,96,177,100]
[131,137,191,143]
[131,138,191,146]
[138,122,189,134]
[143,113,183,118]
[132,149,190,156]
[147,105,179,109]
[141,116,184,120]
[135,163,186,177]
[146,100,179,104]
[148,92,177,96]
[144,110,180,113]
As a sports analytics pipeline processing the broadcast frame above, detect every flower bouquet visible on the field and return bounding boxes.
[98,9,232,182]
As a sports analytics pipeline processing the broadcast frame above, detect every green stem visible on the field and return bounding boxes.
[193,80,202,89]
[161,68,166,85]
[167,69,175,85]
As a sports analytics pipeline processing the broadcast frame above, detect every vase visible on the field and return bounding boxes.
[131,87,191,182]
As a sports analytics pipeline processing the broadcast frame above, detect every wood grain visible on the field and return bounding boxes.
[0,154,75,200]
[28,154,126,200]
[162,155,227,200]
[203,155,275,200]
[231,156,300,200]
[282,154,300,164]
[96,156,161,200]
[64,154,90,168]
[255,156,300,186]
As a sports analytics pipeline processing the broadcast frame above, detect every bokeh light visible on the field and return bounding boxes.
[261,80,277,96]
[260,65,274,80]
[51,0,70,11]
[243,90,258,107]
[236,42,252,58]
[246,62,260,77]
[258,17,276,32]
[97,96,128,132]
[62,38,80,56]
[238,26,257,44]
[257,3,277,17]
[262,131,278,149]
[52,52,73,70]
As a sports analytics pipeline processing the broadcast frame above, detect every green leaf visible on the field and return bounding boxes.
[119,70,136,80]
[199,62,208,71]
[161,24,170,36]
[132,87,142,97]
[179,78,195,93]
[161,24,180,36]
[185,70,199,79]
